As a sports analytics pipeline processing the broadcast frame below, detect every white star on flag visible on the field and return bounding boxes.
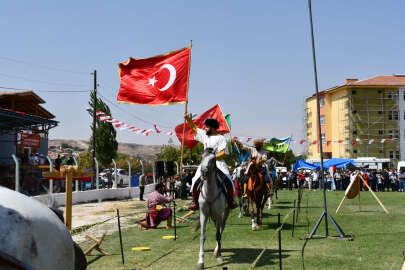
[148,76,157,87]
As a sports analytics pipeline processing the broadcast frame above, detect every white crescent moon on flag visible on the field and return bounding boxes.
[158,64,176,91]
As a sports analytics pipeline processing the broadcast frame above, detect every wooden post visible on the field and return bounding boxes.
[65,166,73,230]
[282,134,293,165]
[358,178,361,212]
[335,195,346,214]
[43,165,92,230]
[179,40,192,179]
[359,174,389,214]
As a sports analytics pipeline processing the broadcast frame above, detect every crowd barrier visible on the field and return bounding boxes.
[32,184,155,207]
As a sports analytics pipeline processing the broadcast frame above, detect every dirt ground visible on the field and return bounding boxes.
[65,198,193,244]
[63,199,148,243]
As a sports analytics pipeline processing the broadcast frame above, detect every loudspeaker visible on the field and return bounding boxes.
[166,161,175,176]
[155,161,165,177]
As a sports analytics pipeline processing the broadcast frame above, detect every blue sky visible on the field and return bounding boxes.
[1,1,405,155]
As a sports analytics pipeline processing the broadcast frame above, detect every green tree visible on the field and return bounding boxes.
[183,143,204,165]
[156,145,180,162]
[78,151,93,170]
[268,149,297,170]
[87,92,118,168]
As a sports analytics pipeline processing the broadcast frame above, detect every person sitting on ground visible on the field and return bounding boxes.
[138,183,173,230]
[184,114,237,210]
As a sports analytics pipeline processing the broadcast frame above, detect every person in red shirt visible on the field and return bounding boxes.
[297,170,306,188]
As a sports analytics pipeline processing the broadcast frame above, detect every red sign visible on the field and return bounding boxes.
[17,133,41,148]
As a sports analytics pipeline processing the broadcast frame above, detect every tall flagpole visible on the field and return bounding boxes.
[179,40,192,179]
[282,134,293,165]
[306,0,351,240]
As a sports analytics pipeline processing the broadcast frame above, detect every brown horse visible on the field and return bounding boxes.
[245,161,269,230]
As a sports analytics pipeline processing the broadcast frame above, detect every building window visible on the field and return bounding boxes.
[354,150,358,154]
[379,130,384,135]
[388,130,393,139]
[321,133,325,142]
[378,90,382,94]
[320,116,325,125]
[319,97,325,107]
[388,91,392,99]
[403,91,405,100]
[388,111,393,120]
[394,111,399,120]
[390,151,394,159]
[396,151,400,160]
[352,90,356,95]
[353,130,357,135]
[379,150,384,154]
[352,110,357,114]
[395,130,399,139]
[378,110,383,115]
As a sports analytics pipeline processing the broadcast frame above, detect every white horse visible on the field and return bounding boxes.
[232,164,249,218]
[197,148,230,270]
[0,187,86,270]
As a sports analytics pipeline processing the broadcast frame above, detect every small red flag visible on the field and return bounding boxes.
[117,47,191,105]
[175,104,230,149]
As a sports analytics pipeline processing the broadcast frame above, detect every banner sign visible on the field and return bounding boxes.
[16,133,41,148]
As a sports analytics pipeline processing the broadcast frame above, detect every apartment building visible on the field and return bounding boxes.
[306,75,405,163]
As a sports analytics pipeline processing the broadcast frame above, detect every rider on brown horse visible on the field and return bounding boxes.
[232,139,276,197]
[185,114,237,210]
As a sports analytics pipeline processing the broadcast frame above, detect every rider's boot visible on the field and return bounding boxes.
[266,182,271,196]
[226,186,238,209]
[242,182,248,198]
[188,186,200,210]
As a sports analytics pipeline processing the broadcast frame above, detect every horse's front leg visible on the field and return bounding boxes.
[213,217,224,263]
[268,195,272,210]
[256,200,262,226]
[198,214,208,270]
[250,197,258,230]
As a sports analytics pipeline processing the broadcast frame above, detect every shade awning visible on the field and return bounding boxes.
[0,107,58,132]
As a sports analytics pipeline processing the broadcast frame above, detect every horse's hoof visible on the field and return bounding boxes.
[238,213,242,218]
[217,256,224,263]
[197,262,204,269]
[252,225,260,231]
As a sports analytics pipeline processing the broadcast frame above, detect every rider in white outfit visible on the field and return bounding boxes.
[185,114,237,210]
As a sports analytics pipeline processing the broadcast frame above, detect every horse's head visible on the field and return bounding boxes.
[200,148,216,180]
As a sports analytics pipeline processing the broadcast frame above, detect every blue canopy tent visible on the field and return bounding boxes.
[316,158,355,170]
[294,158,355,172]
[294,158,318,171]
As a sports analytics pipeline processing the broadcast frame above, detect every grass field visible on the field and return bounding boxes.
[82,189,405,270]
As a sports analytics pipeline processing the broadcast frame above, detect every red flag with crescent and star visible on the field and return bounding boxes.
[175,104,230,149]
[117,47,191,105]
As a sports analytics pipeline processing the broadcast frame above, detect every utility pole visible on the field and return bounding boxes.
[92,70,97,188]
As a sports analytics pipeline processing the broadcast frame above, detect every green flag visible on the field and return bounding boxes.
[225,114,231,130]
[263,137,291,153]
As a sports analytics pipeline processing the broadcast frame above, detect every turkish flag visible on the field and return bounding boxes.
[117,47,191,105]
[175,104,230,149]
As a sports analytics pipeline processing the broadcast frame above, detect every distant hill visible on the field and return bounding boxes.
[49,139,163,160]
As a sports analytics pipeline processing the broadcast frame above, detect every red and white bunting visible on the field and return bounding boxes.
[96,111,174,137]
[95,111,402,144]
